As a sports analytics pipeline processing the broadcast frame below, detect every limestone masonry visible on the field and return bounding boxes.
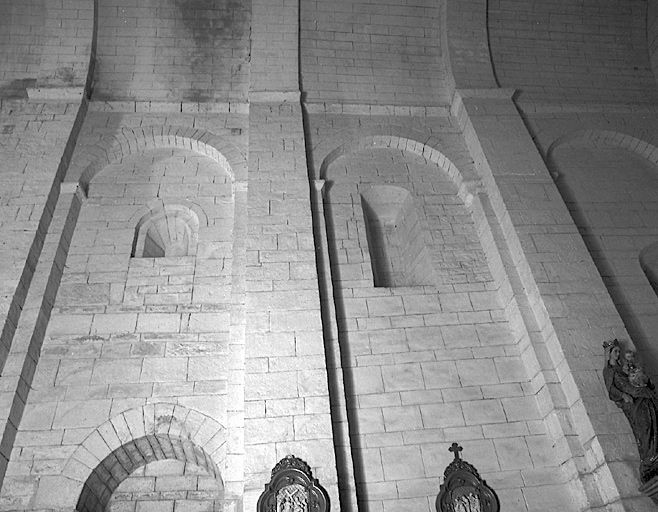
[0,0,658,511]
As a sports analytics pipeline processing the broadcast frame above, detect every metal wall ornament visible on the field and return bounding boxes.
[257,455,330,512]
[436,443,499,512]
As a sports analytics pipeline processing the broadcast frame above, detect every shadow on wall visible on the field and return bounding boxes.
[361,185,435,288]
[641,242,658,297]
[547,139,658,377]
[93,0,251,102]
[0,0,44,88]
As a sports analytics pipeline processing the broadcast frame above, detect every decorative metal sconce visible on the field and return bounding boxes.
[257,455,330,512]
[436,443,499,512]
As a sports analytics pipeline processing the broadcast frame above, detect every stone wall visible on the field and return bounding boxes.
[1,1,658,511]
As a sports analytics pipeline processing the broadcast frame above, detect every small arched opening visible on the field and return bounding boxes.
[131,204,200,258]
[361,185,434,287]
[76,433,223,512]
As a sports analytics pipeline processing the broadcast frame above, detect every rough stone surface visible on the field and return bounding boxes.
[0,1,657,512]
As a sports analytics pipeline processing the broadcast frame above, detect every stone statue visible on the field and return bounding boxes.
[622,349,651,389]
[603,339,658,483]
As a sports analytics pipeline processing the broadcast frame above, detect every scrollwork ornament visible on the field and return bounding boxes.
[271,455,314,479]
[436,444,499,512]
[258,455,330,512]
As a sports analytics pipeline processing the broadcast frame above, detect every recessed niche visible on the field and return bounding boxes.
[361,185,434,287]
[132,205,199,258]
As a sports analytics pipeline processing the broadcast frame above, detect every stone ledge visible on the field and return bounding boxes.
[87,101,249,114]
[249,91,300,103]
[27,87,85,101]
[304,102,450,116]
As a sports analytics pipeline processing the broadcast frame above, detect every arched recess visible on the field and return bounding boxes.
[62,405,227,511]
[547,129,658,375]
[131,204,201,258]
[360,185,435,287]
[311,127,570,512]
[4,127,248,509]
[546,129,658,168]
[312,126,481,197]
[129,198,210,232]
[64,125,248,191]
[318,135,486,292]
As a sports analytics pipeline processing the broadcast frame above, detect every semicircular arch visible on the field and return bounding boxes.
[59,404,227,511]
[546,129,658,169]
[66,125,248,191]
[313,126,480,196]
[129,198,209,229]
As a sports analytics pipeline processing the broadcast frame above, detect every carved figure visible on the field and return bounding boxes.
[623,349,652,389]
[603,339,658,482]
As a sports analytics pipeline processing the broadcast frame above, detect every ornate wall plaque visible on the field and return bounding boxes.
[436,443,499,512]
[257,455,330,512]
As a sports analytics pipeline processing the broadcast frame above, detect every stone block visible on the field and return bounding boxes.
[502,396,541,422]
[140,357,188,383]
[477,323,514,346]
[366,296,404,317]
[420,361,460,389]
[136,313,181,333]
[245,332,295,358]
[359,447,385,483]
[265,398,304,417]
[57,283,109,306]
[369,328,408,354]
[441,324,479,348]
[53,399,112,429]
[188,312,230,332]
[91,313,137,335]
[382,405,423,432]
[381,445,425,480]
[245,371,298,400]
[381,363,424,392]
[92,358,142,384]
[462,399,506,425]
[270,310,323,332]
[420,403,464,429]
[401,294,441,315]
[297,369,330,396]
[188,357,224,381]
[245,417,293,444]
[19,402,57,431]
[456,359,499,386]
[55,359,93,386]
[439,293,472,312]
[46,314,92,335]
[351,366,385,394]
[523,483,576,512]
[493,437,533,470]
[34,475,81,509]
[136,501,173,512]
[293,413,333,440]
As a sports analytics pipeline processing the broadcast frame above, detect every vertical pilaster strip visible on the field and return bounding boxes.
[452,88,632,509]
[311,179,358,511]
[225,180,248,510]
[0,184,84,487]
[244,0,341,508]
[249,0,299,95]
